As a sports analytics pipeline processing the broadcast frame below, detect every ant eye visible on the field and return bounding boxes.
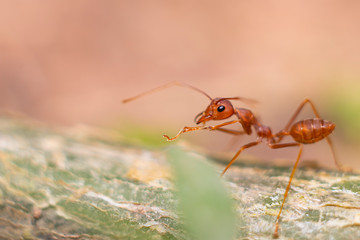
[217,105,225,112]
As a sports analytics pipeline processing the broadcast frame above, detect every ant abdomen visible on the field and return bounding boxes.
[290,118,336,144]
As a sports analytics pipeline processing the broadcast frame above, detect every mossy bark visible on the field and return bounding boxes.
[0,116,359,239]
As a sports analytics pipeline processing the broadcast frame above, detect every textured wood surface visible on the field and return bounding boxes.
[0,116,359,239]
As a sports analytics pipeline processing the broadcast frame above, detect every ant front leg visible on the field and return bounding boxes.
[213,127,246,135]
[163,126,210,141]
[163,120,241,141]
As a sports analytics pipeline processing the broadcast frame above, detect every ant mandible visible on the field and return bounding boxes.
[123,81,347,238]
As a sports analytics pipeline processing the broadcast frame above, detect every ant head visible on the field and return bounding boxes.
[123,81,257,125]
[195,98,235,124]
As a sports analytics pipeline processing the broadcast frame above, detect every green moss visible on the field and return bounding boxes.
[57,198,179,239]
[302,210,320,222]
[331,180,360,193]
[11,157,43,176]
[0,116,359,239]
[49,169,78,183]
[28,190,47,201]
[263,195,282,208]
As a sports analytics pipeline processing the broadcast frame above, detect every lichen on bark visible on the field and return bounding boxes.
[0,116,359,239]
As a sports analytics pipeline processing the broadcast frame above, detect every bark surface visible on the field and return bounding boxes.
[0,116,359,239]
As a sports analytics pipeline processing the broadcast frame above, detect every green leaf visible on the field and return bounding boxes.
[168,147,236,240]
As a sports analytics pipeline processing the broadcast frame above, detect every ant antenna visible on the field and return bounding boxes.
[122,81,212,103]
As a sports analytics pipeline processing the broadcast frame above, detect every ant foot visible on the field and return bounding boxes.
[163,135,175,141]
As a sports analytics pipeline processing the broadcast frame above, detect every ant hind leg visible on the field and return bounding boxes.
[267,142,303,238]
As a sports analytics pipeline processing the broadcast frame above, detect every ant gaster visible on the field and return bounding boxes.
[123,81,347,238]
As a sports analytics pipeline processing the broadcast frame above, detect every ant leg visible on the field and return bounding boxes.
[277,98,320,142]
[276,128,346,172]
[215,127,246,135]
[325,137,351,172]
[163,126,205,141]
[208,120,243,131]
[163,120,241,141]
[221,140,262,176]
[284,98,321,132]
[275,99,346,171]
[220,128,247,152]
[267,142,303,239]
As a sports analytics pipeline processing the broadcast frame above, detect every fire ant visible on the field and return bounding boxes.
[123,81,347,238]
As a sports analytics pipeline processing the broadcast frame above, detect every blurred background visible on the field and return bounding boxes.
[0,1,359,168]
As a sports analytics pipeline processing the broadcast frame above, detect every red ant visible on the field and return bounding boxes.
[123,81,347,238]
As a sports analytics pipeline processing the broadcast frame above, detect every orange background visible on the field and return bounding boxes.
[0,1,359,168]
